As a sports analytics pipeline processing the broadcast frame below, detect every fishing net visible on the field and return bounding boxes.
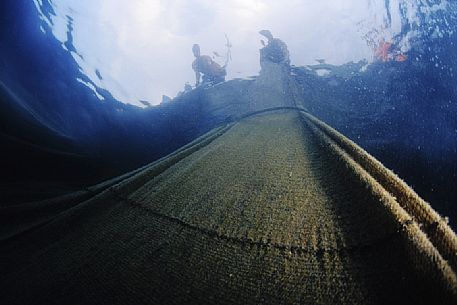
[1,109,456,305]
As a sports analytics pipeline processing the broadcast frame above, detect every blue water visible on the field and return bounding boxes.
[0,0,456,226]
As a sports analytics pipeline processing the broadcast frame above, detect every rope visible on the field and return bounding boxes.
[112,190,413,255]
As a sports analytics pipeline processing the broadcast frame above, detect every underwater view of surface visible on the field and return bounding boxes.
[1,0,457,304]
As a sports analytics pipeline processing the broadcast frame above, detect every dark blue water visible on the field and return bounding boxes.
[1,0,456,227]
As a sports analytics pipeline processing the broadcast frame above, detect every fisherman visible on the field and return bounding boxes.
[192,44,226,87]
[259,30,290,69]
[374,38,407,62]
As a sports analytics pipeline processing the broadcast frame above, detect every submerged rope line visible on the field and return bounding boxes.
[300,110,457,274]
[111,189,414,256]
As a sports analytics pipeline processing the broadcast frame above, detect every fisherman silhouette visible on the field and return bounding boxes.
[259,30,290,69]
[192,44,226,87]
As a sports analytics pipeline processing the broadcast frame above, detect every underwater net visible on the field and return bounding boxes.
[1,108,456,305]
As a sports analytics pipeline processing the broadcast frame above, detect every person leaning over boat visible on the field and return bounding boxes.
[259,30,290,69]
[192,44,226,87]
